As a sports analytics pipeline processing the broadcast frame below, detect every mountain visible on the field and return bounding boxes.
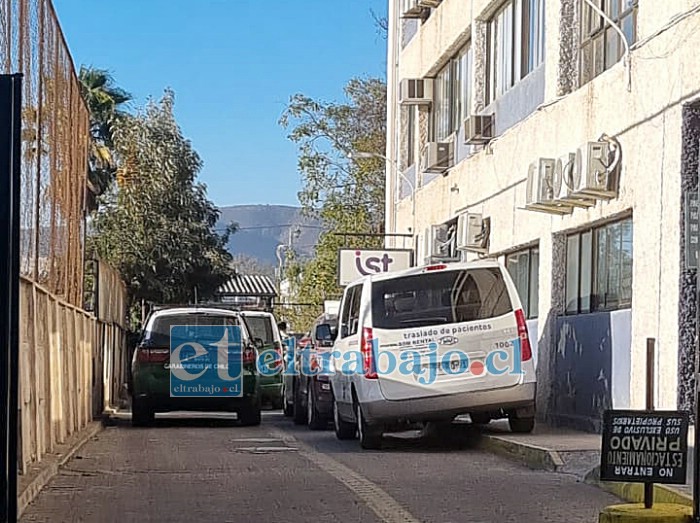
[217,205,323,266]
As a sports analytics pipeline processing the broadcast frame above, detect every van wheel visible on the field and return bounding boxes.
[333,399,356,440]
[307,382,326,430]
[293,382,307,425]
[509,416,535,434]
[239,398,262,426]
[356,403,382,450]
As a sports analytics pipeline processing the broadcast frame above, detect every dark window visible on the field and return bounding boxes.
[406,105,416,168]
[580,0,638,85]
[145,314,240,346]
[371,268,513,330]
[565,217,633,314]
[341,285,362,337]
[244,317,274,348]
[506,245,539,319]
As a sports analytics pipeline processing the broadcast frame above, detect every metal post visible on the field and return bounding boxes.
[0,74,22,523]
[645,338,655,509]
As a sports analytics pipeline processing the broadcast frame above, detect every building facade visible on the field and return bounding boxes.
[385,0,700,431]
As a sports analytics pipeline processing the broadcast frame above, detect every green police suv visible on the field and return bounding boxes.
[130,306,263,427]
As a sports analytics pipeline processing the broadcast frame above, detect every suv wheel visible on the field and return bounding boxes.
[356,403,382,450]
[333,399,356,440]
[239,398,262,426]
[283,393,294,417]
[307,382,326,430]
[131,398,154,427]
[293,382,307,425]
[509,416,535,434]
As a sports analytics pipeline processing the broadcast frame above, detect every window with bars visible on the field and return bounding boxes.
[487,0,546,104]
[580,0,638,86]
[505,246,539,319]
[565,218,633,315]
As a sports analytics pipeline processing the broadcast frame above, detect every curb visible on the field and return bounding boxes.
[18,420,104,517]
[477,434,565,472]
[583,466,693,507]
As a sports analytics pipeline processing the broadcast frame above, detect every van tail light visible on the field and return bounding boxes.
[360,327,378,379]
[515,309,532,362]
[243,346,256,365]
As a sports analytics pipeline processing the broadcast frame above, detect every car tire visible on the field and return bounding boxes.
[333,399,356,440]
[470,413,491,425]
[293,382,307,425]
[356,402,382,450]
[307,382,326,430]
[131,398,154,427]
[239,398,262,427]
[509,416,535,434]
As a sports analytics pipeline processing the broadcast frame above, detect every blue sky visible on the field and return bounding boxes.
[53,0,387,207]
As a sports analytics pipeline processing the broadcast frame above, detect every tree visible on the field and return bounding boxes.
[78,66,132,195]
[230,254,276,279]
[279,77,386,329]
[92,90,236,310]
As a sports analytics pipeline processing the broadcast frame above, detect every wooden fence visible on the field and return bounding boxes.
[17,260,129,474]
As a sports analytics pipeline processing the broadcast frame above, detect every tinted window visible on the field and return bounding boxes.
[145,313,240,346]
[371,268,513,330]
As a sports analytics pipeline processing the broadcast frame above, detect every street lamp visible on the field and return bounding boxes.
[348,151,416,248]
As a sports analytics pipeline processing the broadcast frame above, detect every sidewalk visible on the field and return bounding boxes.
[17,420,104,517]
[474,419,695,507]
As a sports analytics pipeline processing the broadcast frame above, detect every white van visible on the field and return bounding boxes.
[329,259,537,449]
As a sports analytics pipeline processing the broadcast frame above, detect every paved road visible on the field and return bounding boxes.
[21,412,620,523]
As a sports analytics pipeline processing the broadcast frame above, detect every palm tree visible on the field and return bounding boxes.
[78,66,131,196]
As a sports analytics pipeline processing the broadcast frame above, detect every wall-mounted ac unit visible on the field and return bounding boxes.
[421,141,454,174]
[525,158,556,206]
[417,0,442,7]
[456,213,489,253]
[429,222,460,262]
[525,158,573,215]
[571,141,617,199]
[401,0,425,17]
[553,152,596,208]
[399,78,433,105]
[464,114,494,145]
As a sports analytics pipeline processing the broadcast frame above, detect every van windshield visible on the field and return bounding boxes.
[371,268,513,330]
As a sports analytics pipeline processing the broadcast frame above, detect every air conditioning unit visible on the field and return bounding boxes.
[571,141,617,199]
[421,141,453,174]
[429,222,460,262]
[456,213,489,253]
[525,158,573,215]
[525,158,556,206]
[417,0,442,7]
[464,114,494,145]
[553,152,596,208]
[399,78,433,106]
[401,0,425,17]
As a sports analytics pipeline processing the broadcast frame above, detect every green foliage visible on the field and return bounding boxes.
[79,66,132,195]
[279,77,386,330]
[91,90,236,305]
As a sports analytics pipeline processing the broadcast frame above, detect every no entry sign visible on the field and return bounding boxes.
[600,410,689,484]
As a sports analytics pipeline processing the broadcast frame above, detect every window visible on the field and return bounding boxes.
[487,0,545,104]
[145,314,240,346]
[432,43,471,142]
[371,268,513,330]
[506,246,539,319]
[565,218,633,314]
[341,284,362,337]
[580,0,638,85]
[406,106,415,168]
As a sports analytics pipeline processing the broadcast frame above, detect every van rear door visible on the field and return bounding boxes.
[370,265,527,401]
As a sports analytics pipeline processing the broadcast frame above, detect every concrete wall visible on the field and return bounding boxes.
[389,0,700,427]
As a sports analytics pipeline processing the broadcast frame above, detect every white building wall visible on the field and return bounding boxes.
[388,0,700,427]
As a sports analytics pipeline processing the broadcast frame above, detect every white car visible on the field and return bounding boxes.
[329,259,537,449]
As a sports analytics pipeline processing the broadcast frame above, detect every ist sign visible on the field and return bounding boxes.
[338,249,413,286]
